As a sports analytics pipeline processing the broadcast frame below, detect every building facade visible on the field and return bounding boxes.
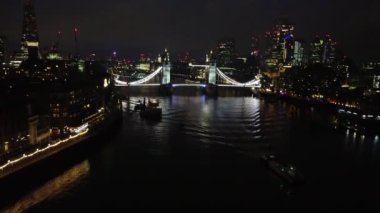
[264,19,295,71]
[21,0,40,60]
[0,36,6,77]
[293,40,304,67]
[10,0,40,69]
[216,38,236,67]
[0,36,5,64]
[309,34,337,67]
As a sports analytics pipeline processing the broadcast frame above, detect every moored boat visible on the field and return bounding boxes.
[139,99,162,120]
[134,100,146,111]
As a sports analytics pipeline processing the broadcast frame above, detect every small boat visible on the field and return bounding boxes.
[140,99,162,120]
[140,107,162,119]
[260,153,276,162]
[261,153,304,185]
[134,100,146,111]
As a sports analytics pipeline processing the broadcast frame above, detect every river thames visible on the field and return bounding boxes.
[1,95,380,212]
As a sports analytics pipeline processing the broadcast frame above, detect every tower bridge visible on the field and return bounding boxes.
[113,62,261,90]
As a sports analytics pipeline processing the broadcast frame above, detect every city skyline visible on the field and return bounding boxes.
[1,1,380,211]
[0,0,379,62]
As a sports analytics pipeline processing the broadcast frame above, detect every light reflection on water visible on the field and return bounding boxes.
[125,97,267,155]
[124,96,380,160]
[2,160,90,213]
[4,96,380,211]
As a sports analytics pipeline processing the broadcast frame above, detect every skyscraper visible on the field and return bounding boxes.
[251,35,260,57]
[20,0,39,60]
[264,19,295,71]
[309,34,337,67]
[0,36,6,64]
[309,36,324,64]
[274,19,295,66]
[216,37,236,67]
[0,36,6,77]
[322,34,337,67]
[293,40,304,67]
[373,75,380,89]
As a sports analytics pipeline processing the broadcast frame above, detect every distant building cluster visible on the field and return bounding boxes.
[0,0,379,117]
[0,0,120,165]
[263,19,295,71]
[252,19,343,74]
[362,62,380,89]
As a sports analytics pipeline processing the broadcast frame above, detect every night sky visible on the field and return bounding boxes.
[0,0,379,62]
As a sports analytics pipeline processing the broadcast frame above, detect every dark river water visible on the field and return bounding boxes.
[1,96,380,212]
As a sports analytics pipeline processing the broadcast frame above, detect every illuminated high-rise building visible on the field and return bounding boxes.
[10,0,40,69]
[264,19,295,71]
[309,34,337,67]
[274,19,295,66]
[0,36,6,77]
[0,36,6,64]
[251,35,260,57]
[322,34,337,67]
[263,32,279,71]
[20,0,40,60]
[309,36,324,64]
[216,37,236,67]
[363,62,380,89]
[373,75,380,89]
[293,40,304,67]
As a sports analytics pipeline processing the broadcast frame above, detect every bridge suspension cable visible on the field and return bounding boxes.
[114,66,163,86]
[216,68,261,87]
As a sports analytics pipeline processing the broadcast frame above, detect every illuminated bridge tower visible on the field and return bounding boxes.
[208,62,217,85]
[20,0,39,60]
[162,62,171,85]
[161,48,171,85]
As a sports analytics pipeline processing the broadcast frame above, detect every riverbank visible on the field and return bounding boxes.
[0,109,122,180]
[259,92,345,111]
[259,92,380,135]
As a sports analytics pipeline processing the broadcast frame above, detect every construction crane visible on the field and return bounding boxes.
[51,31,62,52]
[47,31,63,60]
[74,27,79,59]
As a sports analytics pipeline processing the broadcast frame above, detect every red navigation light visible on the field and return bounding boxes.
[74,28,79,33]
